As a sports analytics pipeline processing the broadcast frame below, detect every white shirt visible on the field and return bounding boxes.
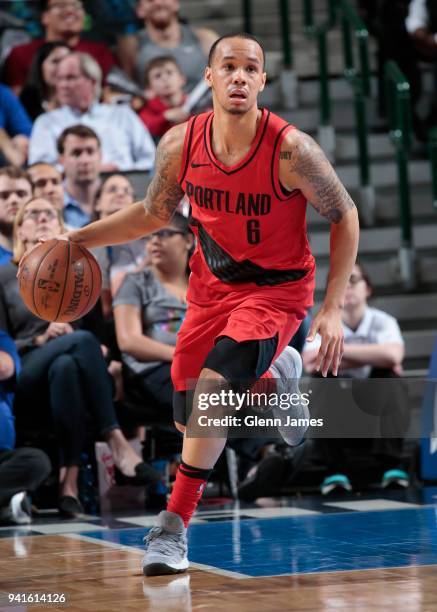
[406,0,429,33]
[28,102,156,172]
[302,307,404,379]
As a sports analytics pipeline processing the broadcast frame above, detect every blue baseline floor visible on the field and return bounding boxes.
[80,506,437,577]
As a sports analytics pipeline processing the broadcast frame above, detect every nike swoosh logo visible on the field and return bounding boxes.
[191,162,211,168]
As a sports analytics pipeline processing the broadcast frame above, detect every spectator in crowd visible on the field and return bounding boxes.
[117,0,218,91]
[113,212,193,427]
[0,197,161,517]
[28,53,156,172]
[27,163,64,211]
[3,0,115,94]
[57,125,102,228]
[93,174,146,303]
[0,330,52,525]
[405,0,437,127]
[20,41,71,121]
[303,262,409,495]
[0,168,32,265]
[139,56,189,140]
[0,85,32,167]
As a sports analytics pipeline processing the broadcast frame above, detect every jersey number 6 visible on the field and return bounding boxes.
[246,219,261,245]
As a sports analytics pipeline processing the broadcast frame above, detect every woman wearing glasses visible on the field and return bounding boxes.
[0,198,160,517]
[113,212,193,425]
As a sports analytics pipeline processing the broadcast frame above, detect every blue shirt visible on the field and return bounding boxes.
[63,190,91,229]
[0,331,21,451]
[0,84,32,137]
[29,102,155,171]
[0,245,12,266]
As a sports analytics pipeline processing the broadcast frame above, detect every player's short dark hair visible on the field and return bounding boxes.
[144,55,183,88]
[208,33,265,69]
[57,124,101,154]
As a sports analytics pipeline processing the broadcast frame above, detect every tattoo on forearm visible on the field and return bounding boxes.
[143,140,184,221]
[279,151,292,160]
[286,133,355,223]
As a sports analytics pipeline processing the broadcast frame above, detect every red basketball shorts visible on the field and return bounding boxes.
[171,275,314,392]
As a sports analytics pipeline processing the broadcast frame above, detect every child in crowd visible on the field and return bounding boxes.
[138,56,189,140]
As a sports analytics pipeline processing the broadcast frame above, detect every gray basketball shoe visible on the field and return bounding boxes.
[142,511,189,576]
[269,346,310,446]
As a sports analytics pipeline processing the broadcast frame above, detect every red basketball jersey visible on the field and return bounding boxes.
[178,108,315,300]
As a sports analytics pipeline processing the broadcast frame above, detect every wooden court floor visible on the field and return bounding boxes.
[1,534,437,611]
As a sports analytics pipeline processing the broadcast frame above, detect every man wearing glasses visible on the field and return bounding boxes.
[3,0,115,95]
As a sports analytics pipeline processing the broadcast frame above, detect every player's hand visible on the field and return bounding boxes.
[306,306,344,377]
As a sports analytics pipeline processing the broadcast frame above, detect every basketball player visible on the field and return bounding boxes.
[21,34,359,575]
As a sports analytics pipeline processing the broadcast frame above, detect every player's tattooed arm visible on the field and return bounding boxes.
[279,129,356,223]
[143,123,186,223]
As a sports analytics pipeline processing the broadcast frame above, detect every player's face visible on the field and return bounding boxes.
[148,62,186,98]
[28,165,64,211]
[344,265,371,309]
[60,135,102,184]
[137,0,179,27]
[0,176,32,229]
[146,224,193,268]
[96,175,135,218]
[205,39,266,115]
[17,199,62,248]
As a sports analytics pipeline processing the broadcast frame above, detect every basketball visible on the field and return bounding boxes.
[18,238,102,323]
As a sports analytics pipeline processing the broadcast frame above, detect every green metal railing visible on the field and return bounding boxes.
[384,61,413,246]
[302,0,336,126]
[335,0,371,190]
[384,61,416,288]
[279,0,293,69]
[242,0,253,34]
[242,0,294,68]
[429,127,437,210]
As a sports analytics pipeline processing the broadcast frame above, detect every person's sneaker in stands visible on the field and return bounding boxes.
[0,491,32,525]
[381,469,409,489]
[321,474,352,496]
[237,453,286,502]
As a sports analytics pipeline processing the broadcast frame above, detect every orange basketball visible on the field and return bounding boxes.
[18,238,102,323]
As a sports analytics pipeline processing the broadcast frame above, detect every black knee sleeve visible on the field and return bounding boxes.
[203,336,260,383]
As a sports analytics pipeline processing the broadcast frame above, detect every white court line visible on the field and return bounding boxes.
[32,522,108,535]
[118,516,208,527]
[323,499,423,512]
[62,533,252,579]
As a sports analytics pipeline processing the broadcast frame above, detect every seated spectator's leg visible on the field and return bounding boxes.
[369,368,410,474]
[0,448,51,507]
[55,330,150,479]
[127,362,174,418]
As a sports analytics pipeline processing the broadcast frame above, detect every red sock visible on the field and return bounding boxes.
[167,461,212,527]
